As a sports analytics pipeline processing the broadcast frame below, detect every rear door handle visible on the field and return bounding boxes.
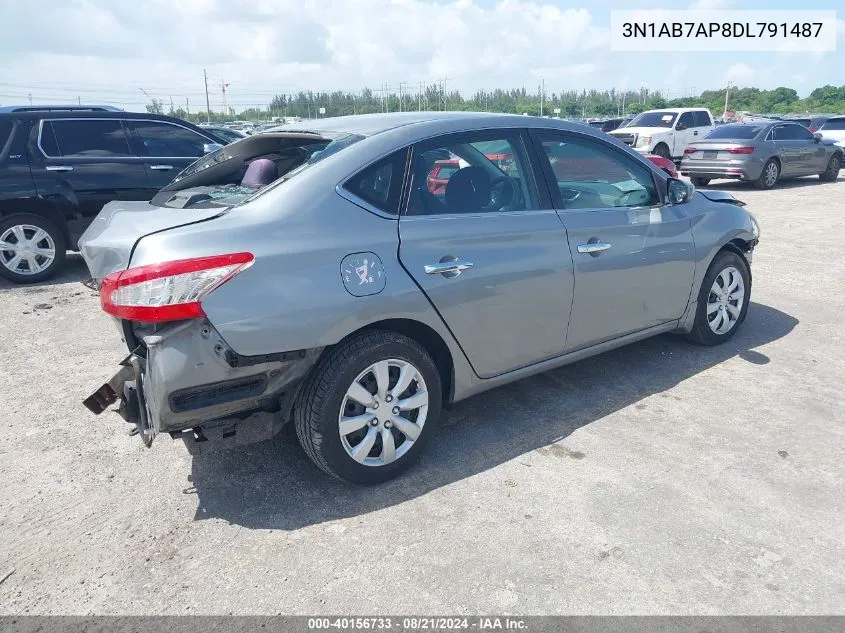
[577,242,612,254]
[424,260,474,276]
[149,164,174,171]
[45,165,73,172]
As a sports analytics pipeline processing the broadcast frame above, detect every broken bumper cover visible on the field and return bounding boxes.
[84,319,322,449]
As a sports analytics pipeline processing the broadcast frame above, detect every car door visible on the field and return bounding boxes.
[530,130,696,352]
[398,129,575,379]
[769,124,804,175]
[692,110,713,142]
[32,118,151,218]
[672,111,697,156]
[786,123,827,172]
[126,120,219,193]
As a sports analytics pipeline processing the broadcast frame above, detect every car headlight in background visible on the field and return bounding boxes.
[635,136,652,148]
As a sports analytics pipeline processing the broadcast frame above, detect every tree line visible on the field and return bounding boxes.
[147,84,845,122]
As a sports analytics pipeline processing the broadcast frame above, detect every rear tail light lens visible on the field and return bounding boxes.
[727,146,754,154]
[683,147,697,154]
[100,253,254,323]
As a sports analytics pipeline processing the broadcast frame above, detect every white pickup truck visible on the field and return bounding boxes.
[609,108,715,160]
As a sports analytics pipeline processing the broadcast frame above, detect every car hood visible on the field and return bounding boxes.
[78,200,226,284]
[610,126,673,137]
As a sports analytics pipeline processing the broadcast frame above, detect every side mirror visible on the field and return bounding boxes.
[676,123,687,131]
[203,142,223,154]
[813,132,822,143]
[667,178,693,204]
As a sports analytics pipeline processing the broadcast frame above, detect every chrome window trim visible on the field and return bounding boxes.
[36,117,215,159]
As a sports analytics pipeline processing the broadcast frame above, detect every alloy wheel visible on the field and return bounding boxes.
[764,162,778,187]
[0,224,56,276]
[707,266,745,335]
[338,359,429,467]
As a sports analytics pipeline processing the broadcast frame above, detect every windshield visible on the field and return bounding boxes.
[821,118,845,131]
[704,124,765,140]
[628,111,677,128]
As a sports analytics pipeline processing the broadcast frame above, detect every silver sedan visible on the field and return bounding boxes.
[81,112,760,484]
[680,122,843,189]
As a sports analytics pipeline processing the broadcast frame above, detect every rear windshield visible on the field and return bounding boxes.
[820,118,845,131]
[628,111,677,128]
[705,124,765,140]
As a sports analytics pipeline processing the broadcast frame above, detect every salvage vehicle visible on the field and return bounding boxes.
[0,106,225,283]
[81,112,760,485]
[680,122,843,189]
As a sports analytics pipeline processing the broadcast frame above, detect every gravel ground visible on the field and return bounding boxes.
[0,175,843,615]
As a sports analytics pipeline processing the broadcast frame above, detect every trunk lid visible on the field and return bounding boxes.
[79,200,226,283]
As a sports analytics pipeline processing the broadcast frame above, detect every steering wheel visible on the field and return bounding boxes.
[488,176,521,211]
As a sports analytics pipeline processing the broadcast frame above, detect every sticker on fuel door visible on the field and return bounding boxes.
[341,252,386,296]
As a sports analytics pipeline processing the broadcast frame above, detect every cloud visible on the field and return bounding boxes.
[0,0,840,112]
[724,63,755,85]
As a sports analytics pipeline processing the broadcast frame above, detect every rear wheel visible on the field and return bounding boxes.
[691,177,710,186]
[819,153,841,181]
[687,250,751,346]
[754,159,779,189]
[653,143,671,159]
[0,213,66,284]
[294,330,442,484]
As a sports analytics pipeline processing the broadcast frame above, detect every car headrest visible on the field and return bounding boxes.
[444,166,491,212]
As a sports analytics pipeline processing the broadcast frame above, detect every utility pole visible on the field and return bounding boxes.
[169,96,174,115]
[442,77,448,111]
[723,81,732,121]
[419,81,422,111]
[221,79,230,117]
[384,83,390,113]
[28,93,32,105]
[398,82,403,113]
[203,68,211,122]
[77,96,81,105]
[186,97,190,117]
[540,78,545,117]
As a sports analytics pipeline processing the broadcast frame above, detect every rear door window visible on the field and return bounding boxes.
[132,120,211,158]
[692,111,711,127]
[343,149,407,215]
[45,119,132,157]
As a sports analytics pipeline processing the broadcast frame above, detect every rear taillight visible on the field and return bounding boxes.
[683,147,697,154]
[727,146,754,154]
[808,127,816,133]
[100,253,254,323]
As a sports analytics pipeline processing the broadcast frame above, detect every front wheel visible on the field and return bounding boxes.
[687,250,751,346]
[819,154,841,182]
[0,213,66,284]
[294,330,442,484]
[691,177,710,187]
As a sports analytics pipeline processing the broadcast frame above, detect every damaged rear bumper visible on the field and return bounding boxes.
[84,319,322,452]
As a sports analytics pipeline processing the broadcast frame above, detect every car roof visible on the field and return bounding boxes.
[281,111,513,137]
[0,104,123,113]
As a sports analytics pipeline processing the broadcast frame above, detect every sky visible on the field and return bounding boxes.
[0,0,842,113]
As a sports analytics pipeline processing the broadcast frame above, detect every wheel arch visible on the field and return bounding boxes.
[324,318,457,404]
[0,197,72,246]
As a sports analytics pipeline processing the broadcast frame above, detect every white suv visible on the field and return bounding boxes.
[610,108,715,160]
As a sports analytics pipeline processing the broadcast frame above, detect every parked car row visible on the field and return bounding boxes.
[80,111,760,484]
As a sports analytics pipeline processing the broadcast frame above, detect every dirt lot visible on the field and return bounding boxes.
[1,175,843,615]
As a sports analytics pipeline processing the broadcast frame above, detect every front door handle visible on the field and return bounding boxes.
[149,164,174,171]
[45,165,73,172]
[577,242,612,254]
[424,260,474,276]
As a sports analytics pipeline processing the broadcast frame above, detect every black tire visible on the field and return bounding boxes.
[819,153,841,182]
[687,250,751,346]
[691,177,710,186]
[754,158,779,190]
[653,143,671,159]
[0,213,66,284]
[294,330,443,485]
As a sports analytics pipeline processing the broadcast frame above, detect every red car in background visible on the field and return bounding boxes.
[645,154,678,178]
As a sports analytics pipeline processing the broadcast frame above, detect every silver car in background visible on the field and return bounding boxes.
[80,112,760,485]
[681,122,843,189]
